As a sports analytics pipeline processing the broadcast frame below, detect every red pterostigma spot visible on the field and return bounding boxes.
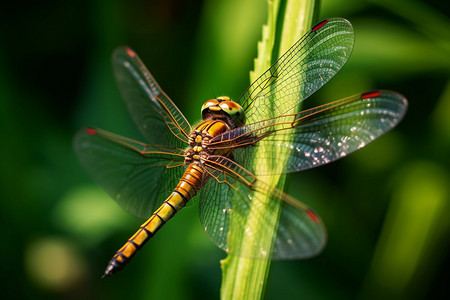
[312,19,328,32]
[306,209,319,223]
[85,128,97,135]
[361,90,381,99]
[126,47,136,58]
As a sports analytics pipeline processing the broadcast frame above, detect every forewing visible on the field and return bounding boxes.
[74,128,186,219]
[112,47,191,147]
[210,90,408,175]
[238,18,354,124]
[199,155,326,259]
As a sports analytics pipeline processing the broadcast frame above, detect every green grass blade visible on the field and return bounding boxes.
[220,0,318,299]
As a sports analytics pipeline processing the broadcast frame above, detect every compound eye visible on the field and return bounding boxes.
[219,101,245,127]
[218,102,230,111]
[201,99,219,113]
[203,99,218,108]
[216,96,231,102]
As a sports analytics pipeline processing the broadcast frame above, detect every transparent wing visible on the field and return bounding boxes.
[238,18,354,124]
[74,128,186,219]
[112,46,192,147]
[199,155,326,259]
[209,90,408,175]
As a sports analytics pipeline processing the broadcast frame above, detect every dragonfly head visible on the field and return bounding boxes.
[201,96,245,128]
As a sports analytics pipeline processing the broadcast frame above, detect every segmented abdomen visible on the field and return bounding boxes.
[103,163,203,277]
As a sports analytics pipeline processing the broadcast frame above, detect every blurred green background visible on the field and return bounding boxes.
[1,0,449,299]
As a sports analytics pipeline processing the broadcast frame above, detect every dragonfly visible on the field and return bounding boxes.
[74,18,408,277]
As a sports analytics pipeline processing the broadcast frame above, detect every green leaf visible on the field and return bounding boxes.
[220,0,318,299]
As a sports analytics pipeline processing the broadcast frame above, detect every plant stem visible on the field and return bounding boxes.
[220,0,318,299]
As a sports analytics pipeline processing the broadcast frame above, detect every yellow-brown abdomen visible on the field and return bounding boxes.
[103,163,203,277]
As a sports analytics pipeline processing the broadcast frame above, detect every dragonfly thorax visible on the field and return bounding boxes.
[185,119,232,164]
[201,96,245,128]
